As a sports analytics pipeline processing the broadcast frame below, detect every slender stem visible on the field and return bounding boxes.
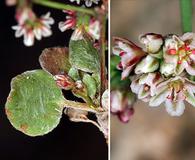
[33,0,95,15]
[180,0,192,32]
[62,99,103,113]
[99,9,107,105]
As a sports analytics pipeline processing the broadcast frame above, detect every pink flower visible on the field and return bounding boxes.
[111,90,135,123]
[59,10,100,39]
[139,33,163,54]
[58,10,77,32]
[149,76,195,116]
[112,37,146,79]
[163,33,195,76]
[12,9,54,46]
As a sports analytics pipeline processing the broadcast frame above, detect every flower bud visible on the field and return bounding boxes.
[134,55,159,74]
[111,90,135,123]
[139,33,163,53]
[54,74,74,90]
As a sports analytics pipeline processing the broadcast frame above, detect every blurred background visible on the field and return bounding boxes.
[111,0,195,160]
[0,1,107,159]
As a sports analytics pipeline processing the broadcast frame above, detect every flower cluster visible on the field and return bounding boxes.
[112,33,195,116]
[12,8,54,46]
[59,10,100,40]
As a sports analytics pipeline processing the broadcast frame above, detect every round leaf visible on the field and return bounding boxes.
[5,70,65,136]
[39,47,71,75]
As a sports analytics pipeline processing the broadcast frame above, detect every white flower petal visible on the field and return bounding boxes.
[121,66,133,80]
[41,26,52,37]
[23,32,34,46]
[184,89,195,107]
[149,89,170,107]
[135,55,159,74]
[186,64,195,76]
[33,28,42,40]
[165,100,185,116]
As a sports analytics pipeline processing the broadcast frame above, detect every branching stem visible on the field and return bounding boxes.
[180,0,192,32]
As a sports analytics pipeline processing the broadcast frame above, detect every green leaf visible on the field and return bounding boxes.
[92,72,100,93]
[83,74,97,99]
[69,29,100,73]
[39,47,71,75]
[5,70,65,136]
[68,67,80,81]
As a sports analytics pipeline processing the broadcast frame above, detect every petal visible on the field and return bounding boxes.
[110,90,123,113]
[33,28,42,40]
[184,89,195,107]
[121,66,133,80]
[149,89,170,107]
[160,62,175,77]
[165,100,185,116]
[23,32,34,46]
[41,26,52,37]
[130,77,141,94]
[58,20,75,32]
[135,55,159,74]
[175,63,185,75]
[139,33,163,53]
[186,64,195,76]
[180,32,194,42]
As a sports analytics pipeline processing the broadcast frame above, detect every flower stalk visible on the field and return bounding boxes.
[63,99,103,113]
[33,0,96,15]
[98,8,107,106]
[180,0,192,33]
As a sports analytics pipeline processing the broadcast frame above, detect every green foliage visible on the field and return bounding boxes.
[69,33,100,73]
[110,56,130,90]
[5,70,65,136]
[68,67,80,81]
[83,74,97,99]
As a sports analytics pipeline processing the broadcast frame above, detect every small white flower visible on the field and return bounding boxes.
[134,55,159,74]
[130,73,162,102]
[139,33,163,53]
[113,37,146,79]
[163,33,195,76]
[12,9,54,46]
[149,76,195,116]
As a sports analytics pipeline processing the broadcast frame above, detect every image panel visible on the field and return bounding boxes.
[0,0,108,159]
[110,0,195,160]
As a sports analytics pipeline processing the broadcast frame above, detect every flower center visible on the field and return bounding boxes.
[167,44,195,65]
[167,80,184,101]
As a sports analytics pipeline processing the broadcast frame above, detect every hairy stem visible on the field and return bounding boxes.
[62,99,103,113]
[99,8,107,105]
[180,0,192,32]
[33,0,95,15]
